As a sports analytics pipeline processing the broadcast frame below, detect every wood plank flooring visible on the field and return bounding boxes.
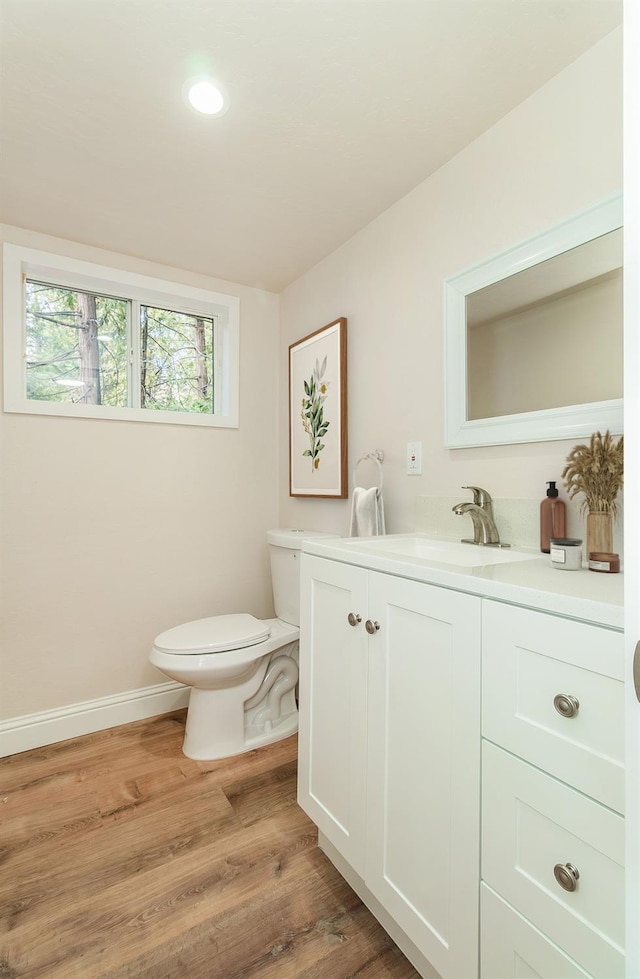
[0,711,420,978]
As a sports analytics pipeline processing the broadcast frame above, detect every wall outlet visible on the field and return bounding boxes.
[407,441,422,475]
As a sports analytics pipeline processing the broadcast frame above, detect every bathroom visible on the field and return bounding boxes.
[0,2,638,977]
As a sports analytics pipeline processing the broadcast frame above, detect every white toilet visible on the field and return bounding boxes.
[149,528,331,761]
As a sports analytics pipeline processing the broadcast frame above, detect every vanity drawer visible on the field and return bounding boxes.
[482,741,624,979]
[482,601,624,812]
[481,884,596,979]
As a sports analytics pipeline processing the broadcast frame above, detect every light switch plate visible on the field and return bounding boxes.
[407,441,422,475]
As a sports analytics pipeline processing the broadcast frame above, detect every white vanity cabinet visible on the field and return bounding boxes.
[297,535,625,979]
[297,553,482,979]
[480,601,625,979]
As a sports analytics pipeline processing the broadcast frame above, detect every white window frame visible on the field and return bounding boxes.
[3,244,240,427]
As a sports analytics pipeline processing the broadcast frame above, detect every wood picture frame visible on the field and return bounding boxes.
[289,317,347,498]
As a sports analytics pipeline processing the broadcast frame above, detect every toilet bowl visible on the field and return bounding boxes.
[149,529,333,760]
[150,614,300,760]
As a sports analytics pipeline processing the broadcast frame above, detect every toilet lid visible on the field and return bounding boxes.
[154,613,270,655]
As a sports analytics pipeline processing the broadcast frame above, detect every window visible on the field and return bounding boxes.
[3,245,239,427]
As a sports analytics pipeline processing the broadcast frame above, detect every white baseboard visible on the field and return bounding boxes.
[0,681,190,758]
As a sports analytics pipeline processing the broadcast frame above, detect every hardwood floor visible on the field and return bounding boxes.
[0,711,420,978]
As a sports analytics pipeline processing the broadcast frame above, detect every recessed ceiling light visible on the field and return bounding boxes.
[187,80,226,116]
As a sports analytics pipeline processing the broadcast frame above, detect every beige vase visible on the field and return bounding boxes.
[586,511,614,556]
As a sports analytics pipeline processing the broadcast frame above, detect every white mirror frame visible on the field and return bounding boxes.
[443,193,623,448]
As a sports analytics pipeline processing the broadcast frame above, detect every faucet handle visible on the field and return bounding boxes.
[462,485,493,507]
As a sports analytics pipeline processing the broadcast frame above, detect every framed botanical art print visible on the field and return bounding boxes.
[289,317,347,498]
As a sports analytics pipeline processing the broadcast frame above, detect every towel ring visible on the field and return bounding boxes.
[353,450,384,490]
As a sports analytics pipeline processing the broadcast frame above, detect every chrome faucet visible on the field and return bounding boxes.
[452,486,508,547]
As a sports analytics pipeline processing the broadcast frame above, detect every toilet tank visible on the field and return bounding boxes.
[267,529,337,626]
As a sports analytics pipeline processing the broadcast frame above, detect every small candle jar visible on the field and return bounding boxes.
[588,551,621,573]
[550,538,583,571]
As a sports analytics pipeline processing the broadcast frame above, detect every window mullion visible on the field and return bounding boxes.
[213,314,221,414]
[129,299,141,408]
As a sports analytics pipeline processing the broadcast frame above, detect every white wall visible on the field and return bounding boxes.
[0,226,280,721]
[279,30,623,537]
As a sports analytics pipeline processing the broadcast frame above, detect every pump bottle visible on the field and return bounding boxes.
[540,481,566,553]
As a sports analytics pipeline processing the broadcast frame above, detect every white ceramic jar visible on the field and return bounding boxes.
[550,538,583,571]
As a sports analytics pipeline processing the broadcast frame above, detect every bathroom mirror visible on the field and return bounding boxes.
[443,194,623,448]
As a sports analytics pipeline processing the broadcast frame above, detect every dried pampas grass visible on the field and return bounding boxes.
[562,430,624,516]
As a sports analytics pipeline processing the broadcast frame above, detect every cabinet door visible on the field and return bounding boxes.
[297,554,369,875]
[366,572,481,979]
[482,601,624,813]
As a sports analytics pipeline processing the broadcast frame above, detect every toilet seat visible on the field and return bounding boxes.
[154,613,270,656]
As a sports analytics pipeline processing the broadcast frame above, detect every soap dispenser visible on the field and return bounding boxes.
[540,481,566,553]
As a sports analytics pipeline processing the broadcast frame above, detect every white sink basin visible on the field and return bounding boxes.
[344,535,541,569]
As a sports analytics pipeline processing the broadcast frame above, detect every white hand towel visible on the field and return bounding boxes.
[349,486,386,537]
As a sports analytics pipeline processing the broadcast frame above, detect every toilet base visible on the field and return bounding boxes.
[182,640,300,761]
[242,709,299,754]
[182,707,299,761]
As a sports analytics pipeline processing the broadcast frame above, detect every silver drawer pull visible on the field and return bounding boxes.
[553,693,580,718]
[365,619,380,635]
[347,612,362,627]
[554,862,580,892]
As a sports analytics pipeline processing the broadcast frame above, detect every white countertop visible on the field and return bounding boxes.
[302,534,624,630]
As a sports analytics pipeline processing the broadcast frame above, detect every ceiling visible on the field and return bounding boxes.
[0,0,622,292]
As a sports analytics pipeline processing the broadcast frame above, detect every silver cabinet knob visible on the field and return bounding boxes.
[554,694,580,718]
[347,612,362,627]
[365,619,380,635]
[554,862,580,892]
